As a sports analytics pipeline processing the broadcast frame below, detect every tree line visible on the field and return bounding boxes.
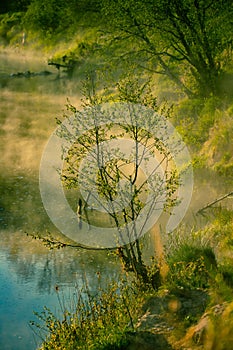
[1,0,232,97]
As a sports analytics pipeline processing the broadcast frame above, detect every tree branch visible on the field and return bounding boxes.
[197,191,233,215]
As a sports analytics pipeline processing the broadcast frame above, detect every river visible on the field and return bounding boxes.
[0,48,232,350]
[0,49,122,350]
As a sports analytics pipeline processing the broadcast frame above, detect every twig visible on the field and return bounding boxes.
[26,232,115,251]
[197,191,233,214]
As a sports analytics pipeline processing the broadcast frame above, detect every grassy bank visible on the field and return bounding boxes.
[31,208,233,350]
[1,5,233,350]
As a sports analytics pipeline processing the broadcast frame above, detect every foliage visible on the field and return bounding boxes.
[0,12,23,45]
[23,0,75,35]
[2,0,233,100]
[173,96,223,148]
[48,39,103,77]
[0,0,31,14]
[1,0,233,99]
[31,278,143,350]
[23,0,100,38]
[198,105,233,176]
[202,208,233,260]
[57,76,180,288]
[101,0,233,96]
[165,209,233,301]
[165,241,217,291]
[163,222,219,290]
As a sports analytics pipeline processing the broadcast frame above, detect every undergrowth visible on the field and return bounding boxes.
[31,277,143,350]
[31,208,233,349]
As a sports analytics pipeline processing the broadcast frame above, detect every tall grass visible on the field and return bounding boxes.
[31,277,143,350]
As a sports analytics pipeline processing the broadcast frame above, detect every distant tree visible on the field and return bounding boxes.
[23,0,100,35]
[23,0,66,34]
[102,0,233,97]
[0,0,31,14]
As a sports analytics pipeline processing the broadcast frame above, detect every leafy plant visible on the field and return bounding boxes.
[0,12,23,45]
[31,278,143,350]
[165,227,217,291]
[102,0,233,97]
[56,75,181,288]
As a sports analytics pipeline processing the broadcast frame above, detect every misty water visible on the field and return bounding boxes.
[0,49,122,350]
[0,49,232,350]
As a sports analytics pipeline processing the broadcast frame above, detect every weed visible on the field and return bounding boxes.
[31,277,143,350]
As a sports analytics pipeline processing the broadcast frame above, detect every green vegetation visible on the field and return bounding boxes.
[1,1,233,349]
[102,0,233,97]
[1,1,233,95]
[31,209,233,349]
[31,279,144,350]
[0,11,24,45]
[56,76,179,289]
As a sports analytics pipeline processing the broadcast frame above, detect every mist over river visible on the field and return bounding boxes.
[0,49,122,350]
[0,49,232,350]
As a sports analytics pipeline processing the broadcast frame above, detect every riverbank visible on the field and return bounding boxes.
[1,5,233,350]
[33,207,233,350]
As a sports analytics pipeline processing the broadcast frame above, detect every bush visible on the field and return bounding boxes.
[0,12,23,45]
[23,0,76,36]
[174,96,222,148]
[31,278,143,350]
[159,218,220,291]
[165,236,217,291]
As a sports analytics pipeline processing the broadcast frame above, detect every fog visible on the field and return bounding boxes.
[0,48,232,350]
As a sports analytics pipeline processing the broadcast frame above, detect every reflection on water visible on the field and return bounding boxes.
[0,49,120,350]
[1,49,232,350]
[0,231,120,350]
[0,49,78,95]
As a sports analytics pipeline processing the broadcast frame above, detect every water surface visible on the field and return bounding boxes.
[0,49,120,350]
[0,48,232,350]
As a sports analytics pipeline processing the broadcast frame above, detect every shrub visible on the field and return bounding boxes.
[165,232,217,291]
[167,255,212,290]
[0,12,23,45]
[31,278,143,350]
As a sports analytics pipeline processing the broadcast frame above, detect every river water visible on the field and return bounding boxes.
[0,48,232,350]
[0,49,122,350]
